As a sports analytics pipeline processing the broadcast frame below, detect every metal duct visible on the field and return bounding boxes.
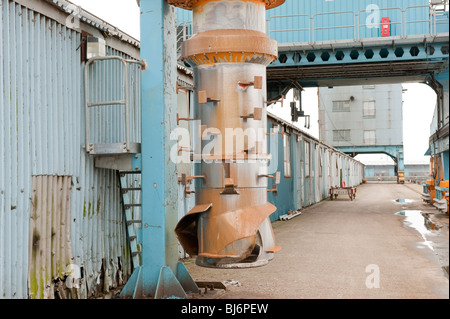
[170,0,284,268]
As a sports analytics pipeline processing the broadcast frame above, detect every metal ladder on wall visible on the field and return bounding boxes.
[119,171,142,270]
[84,55,145,270]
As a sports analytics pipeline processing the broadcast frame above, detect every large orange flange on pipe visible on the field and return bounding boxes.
[181,29,278,66]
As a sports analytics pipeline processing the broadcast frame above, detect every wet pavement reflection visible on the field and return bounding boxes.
[395,210,434,250]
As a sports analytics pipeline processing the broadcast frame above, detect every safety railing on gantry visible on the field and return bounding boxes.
[267,6,449,44]
[176,6,449,50]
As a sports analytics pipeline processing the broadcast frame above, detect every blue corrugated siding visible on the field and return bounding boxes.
[267,0,430,42]
[365,167,375,177]
[177,0,431,43]
[177,7,192,25]
[311,141,317,201]
[0,0,136,299]
[267,131,295,221]
[266,116,364,220]
[435,11,449,33]
[443,151,449,181]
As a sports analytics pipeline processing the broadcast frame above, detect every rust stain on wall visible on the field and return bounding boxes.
[28,175,74,299]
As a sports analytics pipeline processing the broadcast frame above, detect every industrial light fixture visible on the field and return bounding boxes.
[290,89,310,129]
[86,36,106,59]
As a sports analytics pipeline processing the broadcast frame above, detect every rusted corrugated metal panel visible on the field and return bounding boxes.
[28,176,73,299]
[0,0,135,299]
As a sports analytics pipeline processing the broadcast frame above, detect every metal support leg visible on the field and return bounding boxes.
[120,0,197,299]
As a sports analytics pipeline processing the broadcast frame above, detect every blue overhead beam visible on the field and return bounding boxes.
[271,40,449,68]
[336,145,405,171]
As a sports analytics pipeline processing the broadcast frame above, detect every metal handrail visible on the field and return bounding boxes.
[404,5,435,36]
[85,56,145,154]
[177,21,193,53]
[357,7,403,39]
[267,14,310,42]
[434,11,450,34]
[176,7,449,46]
[264,7,448,44]
[312,11,357,42]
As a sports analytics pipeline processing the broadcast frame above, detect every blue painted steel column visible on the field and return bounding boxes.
[120,0,197,299]
[397,146,405,184]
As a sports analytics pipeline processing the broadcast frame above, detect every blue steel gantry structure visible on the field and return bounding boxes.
[177,0,449,93]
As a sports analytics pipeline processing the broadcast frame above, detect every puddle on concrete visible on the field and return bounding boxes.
[394,199,414,204]
[395,210,434,250]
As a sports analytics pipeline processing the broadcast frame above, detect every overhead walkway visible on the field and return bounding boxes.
[269,33,448,87]
[263,6,449,99]
[176,3,449,99]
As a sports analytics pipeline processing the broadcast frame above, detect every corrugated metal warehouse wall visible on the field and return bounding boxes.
[0,0,139,299]
[266,115,364,221]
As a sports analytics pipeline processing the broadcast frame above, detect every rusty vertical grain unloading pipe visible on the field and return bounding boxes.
[171,0,285,268]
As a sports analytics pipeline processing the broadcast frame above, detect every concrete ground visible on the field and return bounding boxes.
[185,182,449,299]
